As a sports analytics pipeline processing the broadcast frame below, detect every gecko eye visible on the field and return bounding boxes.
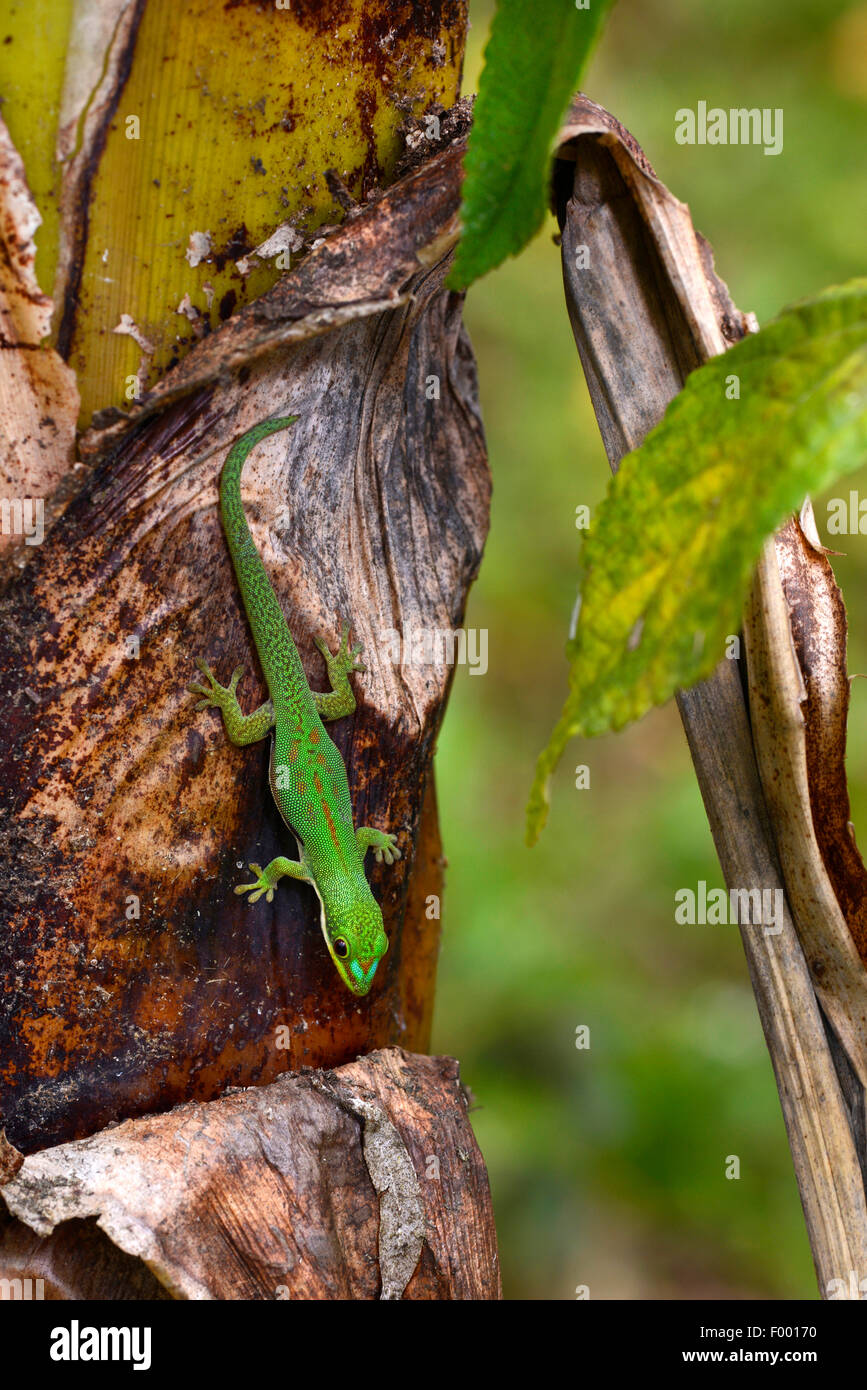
[333,938,349,959]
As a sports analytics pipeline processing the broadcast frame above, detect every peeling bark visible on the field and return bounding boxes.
[0,1047,501,1300]
[0,117,78,548]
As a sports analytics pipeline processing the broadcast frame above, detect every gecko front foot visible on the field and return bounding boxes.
[234,855,312,903]
[234,862,273,904]
[356,827,402,865]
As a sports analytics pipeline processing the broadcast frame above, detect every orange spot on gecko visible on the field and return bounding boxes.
[288,743,300,764]
[321,798,342,855]
[309,728,321,745]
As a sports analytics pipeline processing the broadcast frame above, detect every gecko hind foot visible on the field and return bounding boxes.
[188,658,245,710]
[188,660,275,744]
[314,621,366,677]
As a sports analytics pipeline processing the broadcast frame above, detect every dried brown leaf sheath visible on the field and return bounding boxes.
[775,510,867,963]
[553,95,867,1296]
[0,139,489,1152]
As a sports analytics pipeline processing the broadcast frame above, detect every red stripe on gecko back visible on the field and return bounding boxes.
[321,798,343,856]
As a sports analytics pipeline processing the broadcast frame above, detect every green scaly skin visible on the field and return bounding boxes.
[189,416,400,996]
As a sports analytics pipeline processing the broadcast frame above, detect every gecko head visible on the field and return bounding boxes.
[324,898,389,997]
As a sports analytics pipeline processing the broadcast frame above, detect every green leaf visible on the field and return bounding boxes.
[527,279,867,844]
[448,0,612,291]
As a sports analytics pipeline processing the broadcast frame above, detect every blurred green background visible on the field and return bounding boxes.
[431,0,867,1299]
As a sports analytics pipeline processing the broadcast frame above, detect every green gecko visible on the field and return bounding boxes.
[189,416,400,996]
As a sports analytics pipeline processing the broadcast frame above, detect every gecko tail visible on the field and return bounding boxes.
[218,415,306,698]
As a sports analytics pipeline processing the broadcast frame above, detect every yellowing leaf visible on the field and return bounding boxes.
[527,279,867,843]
